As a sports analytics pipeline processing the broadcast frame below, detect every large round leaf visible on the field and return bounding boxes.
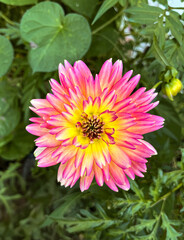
[61,0,98,18]
[0,124,35,160]
[0,107,20,139]
[20,1,91,73]
[0,80,18,115]
[0,36,14,77]
[0,0,37,6]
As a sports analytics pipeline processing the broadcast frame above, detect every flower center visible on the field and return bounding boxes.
[77,113,105,141]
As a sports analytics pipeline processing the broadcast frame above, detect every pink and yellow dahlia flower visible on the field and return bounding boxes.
[26,59,164,192]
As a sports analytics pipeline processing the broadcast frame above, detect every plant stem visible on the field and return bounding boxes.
[168,5,184,10]
[152,81,163,89]
[152,199,166,236]
[150,182,183,208]
[92,9,124,35]
[0,12,15,25]
[95,33,124,60]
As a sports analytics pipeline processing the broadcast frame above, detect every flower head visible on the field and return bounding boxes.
[26,59,164,192]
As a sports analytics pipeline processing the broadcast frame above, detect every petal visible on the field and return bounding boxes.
[94,162,104,186]
[80,171,94,192]
[92,140,106,168]
[75,148,85,168]
[124,168,135,180]
[74,60,92,79]
[99,58,112,90]
[50,78,66,95]
[109,161,127,185]
[35,147,57,160]
[57,146,77,164]
[109,145,131,168]
[37,155,58,167]
[104,177,118,192]
[46,93,65,113]
[73,135,90,149]
[31,99,51,109]
[80,148,94,176]
[109,59,123,86]
[26,124,48,136]
[35,133,61,147]
[100,110,118,123]
[116,177,130,191]
[56,128,77,141]
[63,158,76,179]
[120,74,140,99]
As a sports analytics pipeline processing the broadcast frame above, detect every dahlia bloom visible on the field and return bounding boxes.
[26,59,164,192]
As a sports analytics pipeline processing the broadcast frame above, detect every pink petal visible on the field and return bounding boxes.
[99,58,112,90]
[26,124,48,136]
[35,133,61,147]
[94,163,104,186]
[80,171,94,192]
[104,177,118,192]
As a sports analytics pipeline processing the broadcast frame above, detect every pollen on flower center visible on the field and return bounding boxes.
[77,113,105,141]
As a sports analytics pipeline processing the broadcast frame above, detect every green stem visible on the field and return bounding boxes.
[150,182,183,209]
[168,6,184,10]
[0,11,15,25]
[152,199,166,236]
[95,32,124,60]
[92,9,124,35]
[152,81,163,89]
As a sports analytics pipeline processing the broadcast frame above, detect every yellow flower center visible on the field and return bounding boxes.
[75,110,117,146]
[80,113,104,140]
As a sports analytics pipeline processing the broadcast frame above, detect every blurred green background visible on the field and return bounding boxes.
[0,0,184,239]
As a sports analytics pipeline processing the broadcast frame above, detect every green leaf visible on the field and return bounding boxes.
[166,11,183,46]
[130,180,144,200]
[164,40,184,69]
[161,213,182,240]
[126,218,156,234]
[125,4,163,25]
[149,169,164,201]
[152,36,170,66]
[119,0,127,7]
[125,3,163,15]
[61,0,98,18]
[0,106,20,139]
[154,16,165,48]
[54,214,117,233]
[21,75,47,121]
[146,98,181,164]
[20,2,91,73]
[0,79,20,142]
[0,124,35,160]
[87,27,120,57]
[0,134,13,148]
[92,0,119,25]
[0,23,20,40]
[0,0,37,5]
[0,80,18,115]
[41,192,83,227]
[0,35,14,77]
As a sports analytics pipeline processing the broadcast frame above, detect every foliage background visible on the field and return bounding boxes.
[0,0,184,239]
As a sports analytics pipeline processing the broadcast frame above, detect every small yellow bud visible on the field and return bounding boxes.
[170,78,183,97]
[162,78,183,101]
[165,83,173,101]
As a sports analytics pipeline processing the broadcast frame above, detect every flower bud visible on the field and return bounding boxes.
[169,78,183,97]
[161,78,183,101]
[164,83,173,101]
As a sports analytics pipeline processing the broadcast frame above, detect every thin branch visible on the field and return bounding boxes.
[92,9,124,35]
